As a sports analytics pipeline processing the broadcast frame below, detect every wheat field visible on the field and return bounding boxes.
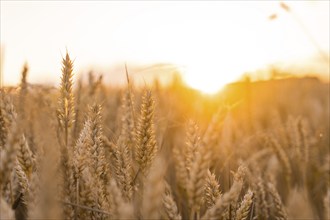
[0,53,329,220]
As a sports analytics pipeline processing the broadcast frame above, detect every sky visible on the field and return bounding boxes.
[1,1,329,92]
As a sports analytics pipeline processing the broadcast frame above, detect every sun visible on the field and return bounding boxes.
[182,61,245,95]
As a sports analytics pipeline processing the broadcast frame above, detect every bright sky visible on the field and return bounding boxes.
[1,1,329,92]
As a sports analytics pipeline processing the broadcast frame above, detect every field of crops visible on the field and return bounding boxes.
[0,53,329,220]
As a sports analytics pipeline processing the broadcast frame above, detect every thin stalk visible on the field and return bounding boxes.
[61,200,112,217]
[75,179,79,220]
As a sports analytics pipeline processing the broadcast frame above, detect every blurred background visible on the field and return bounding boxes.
[0,1,329,93]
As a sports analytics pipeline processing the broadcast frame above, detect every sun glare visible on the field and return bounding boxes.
[181,50,265,94]
[182,64,239,94]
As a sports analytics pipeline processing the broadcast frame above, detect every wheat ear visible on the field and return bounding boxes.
[204,170,221,210]
[0,95,19,188]
[88,104,107,184]
[19,63,28,118]
[162,182,182,220]
[201,166,245,220]
[119,87,136,148]
[235,189,253,220]
[267,182,287,220]
[57,52,75,149]
[135,89,158,176]
[187,123,210,219]
[87,104,109,219]
[113,139,133,201]
[0,106,6,150]
[16,134,35,178]
[185,120,201,176]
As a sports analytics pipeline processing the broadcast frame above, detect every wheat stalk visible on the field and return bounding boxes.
[0,197,14,219]
[266,135,292,186]
[56,52,76,219]
[108,179,134,219]
[324,189,330,220]
[26,171,40,219]
[142,157,166,219]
